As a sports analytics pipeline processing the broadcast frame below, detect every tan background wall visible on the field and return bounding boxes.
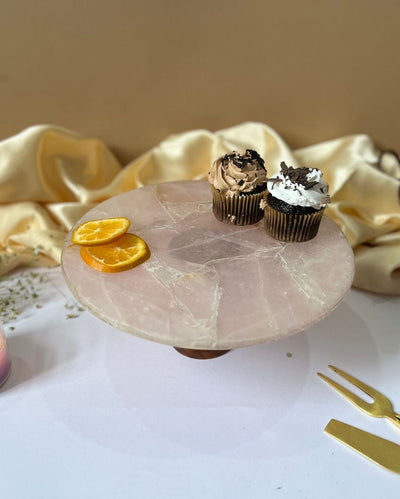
[0,0,399,163]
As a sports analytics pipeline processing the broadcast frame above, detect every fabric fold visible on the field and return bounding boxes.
[0,122,399,295]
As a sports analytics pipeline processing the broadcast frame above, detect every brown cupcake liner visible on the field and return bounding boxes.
[263,203,325,242]
[211,187,265,225]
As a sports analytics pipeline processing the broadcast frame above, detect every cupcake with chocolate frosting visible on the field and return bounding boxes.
[208,149,268,225]
[263,161,330,242]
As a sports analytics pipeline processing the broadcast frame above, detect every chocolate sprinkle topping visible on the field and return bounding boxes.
[280,161,319,190]
[222,149,266,170]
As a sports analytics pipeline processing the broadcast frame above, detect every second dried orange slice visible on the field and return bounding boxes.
[72,217,130,246]
[80,233,150,272]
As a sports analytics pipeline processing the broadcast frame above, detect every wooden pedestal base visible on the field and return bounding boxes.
[174,347,230,359]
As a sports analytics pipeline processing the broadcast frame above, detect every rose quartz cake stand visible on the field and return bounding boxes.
[62,180,354,359]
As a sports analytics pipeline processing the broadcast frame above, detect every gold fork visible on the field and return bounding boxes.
[318,365,400,430]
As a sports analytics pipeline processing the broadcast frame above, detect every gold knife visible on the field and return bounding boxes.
[325,419,400,474]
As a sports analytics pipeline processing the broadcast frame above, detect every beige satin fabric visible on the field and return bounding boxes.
[1,123,399,295]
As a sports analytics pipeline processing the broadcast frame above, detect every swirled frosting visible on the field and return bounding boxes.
[208,149,268,196]
[267,162,330,209]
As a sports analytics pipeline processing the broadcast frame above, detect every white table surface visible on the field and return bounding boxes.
[1,267,399,498]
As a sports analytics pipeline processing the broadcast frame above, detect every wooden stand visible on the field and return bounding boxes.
[174,347,230,359]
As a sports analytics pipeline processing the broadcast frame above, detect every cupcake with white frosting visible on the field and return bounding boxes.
[262,161,330,242]
[208,149,268,225]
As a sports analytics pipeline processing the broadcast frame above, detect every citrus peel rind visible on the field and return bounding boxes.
[71,217,130,246]
[80,233,150,273]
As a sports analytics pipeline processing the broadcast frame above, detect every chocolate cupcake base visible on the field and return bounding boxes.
[264,195,325,242]
[211,187,265,225]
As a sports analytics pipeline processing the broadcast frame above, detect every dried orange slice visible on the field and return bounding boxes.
[80,233,150,273]
[72,217,130,246]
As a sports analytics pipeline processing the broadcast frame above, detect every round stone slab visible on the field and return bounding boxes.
[62,180,354,350]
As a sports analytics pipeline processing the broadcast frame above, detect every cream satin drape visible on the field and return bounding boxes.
[1,122,399,295]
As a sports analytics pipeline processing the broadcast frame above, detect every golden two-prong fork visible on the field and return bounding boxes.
[318,365,400,430]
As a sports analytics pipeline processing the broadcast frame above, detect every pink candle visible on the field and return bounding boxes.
[0,327,11,387]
